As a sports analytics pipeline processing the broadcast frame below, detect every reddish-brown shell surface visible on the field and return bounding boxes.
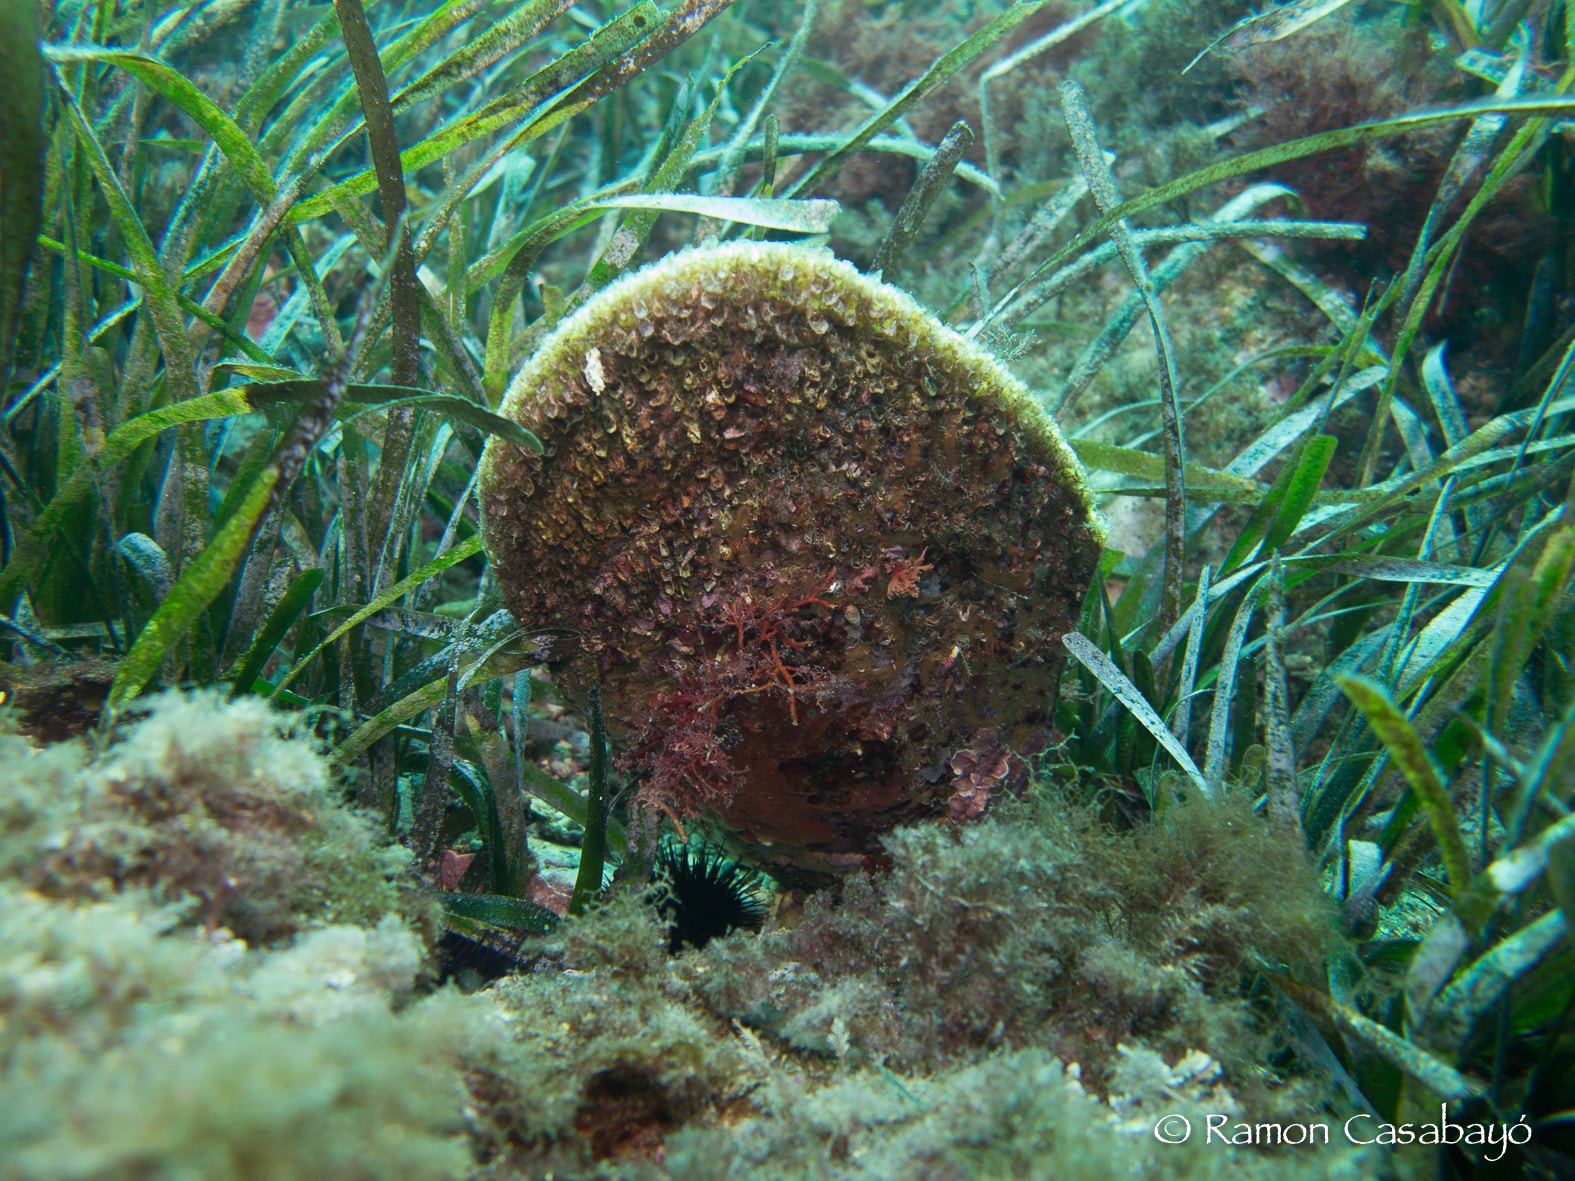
[480,243,1103,876]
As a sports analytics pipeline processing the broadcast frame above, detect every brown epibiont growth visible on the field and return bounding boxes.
[480,243,1103,874]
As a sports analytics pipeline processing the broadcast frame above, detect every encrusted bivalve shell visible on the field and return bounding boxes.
[480,243,1104,875]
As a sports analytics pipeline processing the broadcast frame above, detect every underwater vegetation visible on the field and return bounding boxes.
[1,691,1372,1179]
[0,693,477,1180]
[0,689,422,942]
[2,0,1575,1176]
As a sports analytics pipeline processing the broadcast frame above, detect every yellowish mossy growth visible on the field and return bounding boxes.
[0,882,490,1181]
[460,784,1357,1178]
[480,242,1105,875]
[656,1047,1377,1181]
[467,890,767,1172]
[688,785,1335,1082]
[0,693,498,1181]
[0,690,424,945]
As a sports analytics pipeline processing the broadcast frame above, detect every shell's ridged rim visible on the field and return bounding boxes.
[483,241,1107,545]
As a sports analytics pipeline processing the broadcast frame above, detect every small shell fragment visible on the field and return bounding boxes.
[583,347,606,393]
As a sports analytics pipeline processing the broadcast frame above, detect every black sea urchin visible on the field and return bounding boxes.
[655,842,768,952]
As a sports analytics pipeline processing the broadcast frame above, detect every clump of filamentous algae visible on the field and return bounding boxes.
[480,243,1104,875]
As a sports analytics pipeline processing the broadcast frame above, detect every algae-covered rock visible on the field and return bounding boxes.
[0,689,423,945]
[480,243,1104,874]
[0,883,486,1181]
[465,787,1353,1178]
[0,692,490,1181]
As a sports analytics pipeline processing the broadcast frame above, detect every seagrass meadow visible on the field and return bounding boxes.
[3,0,1575,1176]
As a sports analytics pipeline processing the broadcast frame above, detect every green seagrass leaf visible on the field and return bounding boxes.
[1550,834,1575,934]
[0,0,44,379]
[228,568,325,697]
[1062,630,1212,797]
[273,535,485,696]
[234,380,545,452]
[108,467,281,709]
[442,892,560,934]
[1183,0,1360,75]
[1335,674,1473,896]
[1426,910,1571,1054]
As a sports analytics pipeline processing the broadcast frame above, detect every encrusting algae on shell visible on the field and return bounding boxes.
[480,242,1104,875]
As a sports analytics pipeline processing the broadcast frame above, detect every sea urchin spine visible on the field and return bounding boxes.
[654,841,768,952]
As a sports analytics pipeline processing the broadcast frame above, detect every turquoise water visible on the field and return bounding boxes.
[0,0,1571,1177]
